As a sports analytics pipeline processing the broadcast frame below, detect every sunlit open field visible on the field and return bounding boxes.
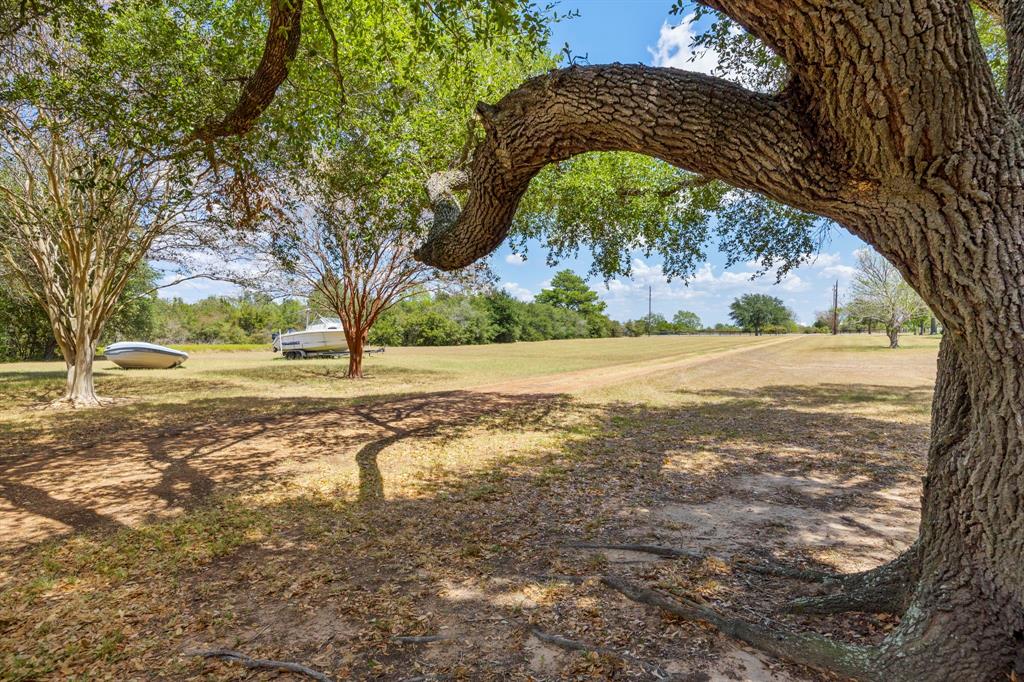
[1,334,940,681]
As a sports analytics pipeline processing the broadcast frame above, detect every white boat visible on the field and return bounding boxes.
[104,341,189,369]
[273,316,349,359]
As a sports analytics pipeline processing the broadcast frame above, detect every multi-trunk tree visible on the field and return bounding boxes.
[847,250,929,348]
[271,183,469,378]
[415,2,1024,679]
[0,111,209,406]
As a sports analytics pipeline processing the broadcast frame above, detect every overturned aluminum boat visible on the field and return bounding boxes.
[104,341,189,369]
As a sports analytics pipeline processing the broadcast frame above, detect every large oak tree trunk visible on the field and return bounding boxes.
[408,1,1024,676]
[870,337,1023,679]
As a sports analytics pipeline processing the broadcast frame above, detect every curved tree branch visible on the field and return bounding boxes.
[975,0,1005,18]
[189,0,304,142]
[416,64,843,270]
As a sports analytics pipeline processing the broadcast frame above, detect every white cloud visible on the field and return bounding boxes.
[648,16,719,74]
[502,281,533,301]
[809,252,843,268]
[779,274,809,292]
[598,257,816,322]
[820,264,857,280]
[805,252,857,281]
[504,253,525,265]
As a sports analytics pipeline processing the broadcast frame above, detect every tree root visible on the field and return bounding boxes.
[565,541,832,580]
[187,648,334,681]
[392,634,452,644]
[738,560,834,582]
[600,576,874,681]
[525,573,590,584]
[783,541,920,616]
[566,540,919,616]
[530,627,669,679]
[565,542,701,560]
[784,586,900,616]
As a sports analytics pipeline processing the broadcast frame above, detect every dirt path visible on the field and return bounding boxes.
[1,336,802,552]
[473,334,802,395]
[1,335,935,681]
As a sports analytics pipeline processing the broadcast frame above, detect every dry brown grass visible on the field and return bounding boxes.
[0,334,940,681]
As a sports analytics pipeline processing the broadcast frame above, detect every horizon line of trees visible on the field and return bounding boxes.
[1,263,838,361]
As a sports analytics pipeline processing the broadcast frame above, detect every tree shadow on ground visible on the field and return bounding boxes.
[0,381,933,680]
[0,390,568,554]
[697,382,934,412]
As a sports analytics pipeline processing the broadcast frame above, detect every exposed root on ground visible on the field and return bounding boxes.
[186,648,334,681]
[392,634,452,644]
[566,541,700,559]
[526,573,589,584]
[567,541,834,581]
[569,540,920,616]
[530,627,669,679]
[783,541,920,616]
[600,575,873,681]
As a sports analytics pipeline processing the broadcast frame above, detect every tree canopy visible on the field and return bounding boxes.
[728,294,793,335]
[846,251,928,348]
[534,269,613,337]
[672,310,702,332]
[414,1,1024,675]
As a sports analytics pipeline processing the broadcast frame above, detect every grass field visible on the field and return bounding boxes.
[0,334,941,681]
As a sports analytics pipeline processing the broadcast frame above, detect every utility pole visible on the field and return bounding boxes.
[647,285,652,336]
[831,280,839,335]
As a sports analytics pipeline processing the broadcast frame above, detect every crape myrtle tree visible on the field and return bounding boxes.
[253,9,546,377]
[0,110,214,406]
[269,174,489,378]
[847,250,929,348]
[275,197,436,378]
[0,0,558,402]
[728,293,792,335]
[412,1,1024,679]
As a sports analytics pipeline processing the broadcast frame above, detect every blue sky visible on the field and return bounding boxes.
[159,1,868,326]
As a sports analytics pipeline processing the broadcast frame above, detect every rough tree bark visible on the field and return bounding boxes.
[188,0,303,142]
[414,2,1024,678]
[64,337,98,406]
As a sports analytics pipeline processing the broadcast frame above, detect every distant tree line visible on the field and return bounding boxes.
[0,264,160,361]
[1,261,825,362]
[0,264,307,359]
[152,295,307,345]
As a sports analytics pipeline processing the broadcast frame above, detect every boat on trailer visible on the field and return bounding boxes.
[272,316,349,359]
[104,341,189,369]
